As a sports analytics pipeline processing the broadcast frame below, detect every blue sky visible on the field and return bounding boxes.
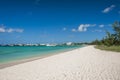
[0,0,120,44]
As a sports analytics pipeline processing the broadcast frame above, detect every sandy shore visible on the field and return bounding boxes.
[0,46,120,80]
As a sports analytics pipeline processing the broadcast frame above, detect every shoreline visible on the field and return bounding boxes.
[0,45,120,80]
[0,46,83,69]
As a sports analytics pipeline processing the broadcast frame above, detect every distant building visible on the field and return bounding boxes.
[46,44,57,46]
[18,44,23,46]
[40,44,46,46]
[66,42,72,45]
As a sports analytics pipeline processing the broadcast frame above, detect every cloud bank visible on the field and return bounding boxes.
[0,25,24,33]
[99,24,105,28]
[102,5,115,13]
[78,24,96,32]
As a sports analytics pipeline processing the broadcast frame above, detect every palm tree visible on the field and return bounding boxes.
[104,31,115,46]
[112,21,120,45]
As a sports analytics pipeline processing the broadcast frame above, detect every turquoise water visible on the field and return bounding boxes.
[0,45,83,63]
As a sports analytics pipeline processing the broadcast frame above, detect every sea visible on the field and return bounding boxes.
[0,45,83,64]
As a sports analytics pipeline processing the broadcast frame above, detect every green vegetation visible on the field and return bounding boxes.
[95,45,120,52]
[91,21,120,52]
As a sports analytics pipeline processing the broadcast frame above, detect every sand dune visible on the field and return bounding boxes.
[0,46,120,80]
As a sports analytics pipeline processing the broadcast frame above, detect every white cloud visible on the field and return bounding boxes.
[6,28,14,33]
[99,24,112,27]
[102,5,115,13]
[78,24,96,32]
[0,24,24,33]
[78,24,87,32]
[63,28,67,31]
[6,28,24,33]
[71,29,76,32]
[92,30,104,32]
[71,24,112,32]
[99,24,105,28]
[0,27,5,32]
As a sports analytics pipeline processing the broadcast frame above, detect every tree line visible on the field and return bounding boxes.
[91,21,120,46]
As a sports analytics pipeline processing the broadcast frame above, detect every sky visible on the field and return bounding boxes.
[0,0,120,44]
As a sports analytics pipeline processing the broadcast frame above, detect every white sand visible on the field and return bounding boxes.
[0,46,120,80]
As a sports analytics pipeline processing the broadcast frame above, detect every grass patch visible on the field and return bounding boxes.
[95,45,120,52]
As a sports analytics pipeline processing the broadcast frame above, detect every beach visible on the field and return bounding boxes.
[0,45,120,80]
[0,46,81,69]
